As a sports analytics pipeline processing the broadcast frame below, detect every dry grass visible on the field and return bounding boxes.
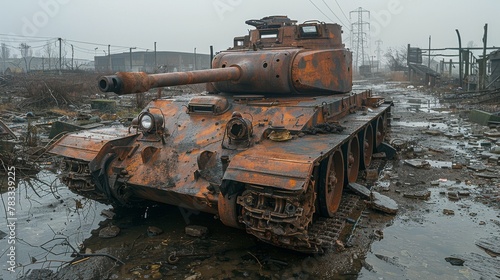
[0,72,100,111]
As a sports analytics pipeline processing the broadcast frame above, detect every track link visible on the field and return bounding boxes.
[309,194,360,251]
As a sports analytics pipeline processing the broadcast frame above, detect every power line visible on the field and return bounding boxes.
[334,0,350,23]
[0,40,55,51]
[0,33,57,40]
[321,0,349,28]
[65,39,148,52]
[0,33,149,53]
[0,37,56,44]
[308,0,335,23]
[65,39,124,49]
[69,42,108,56]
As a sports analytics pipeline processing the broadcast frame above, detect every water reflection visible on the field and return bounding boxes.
[360,190,498,279]
[0,170,107,279]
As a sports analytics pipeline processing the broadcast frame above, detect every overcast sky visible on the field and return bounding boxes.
[1,0,499,61]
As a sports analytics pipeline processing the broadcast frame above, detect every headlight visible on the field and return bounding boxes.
[138,111,164,133]
[140,114,153,130]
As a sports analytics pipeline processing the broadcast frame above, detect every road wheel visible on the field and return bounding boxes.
[375,113,387,148]
[318,150,344,217]
[346,135,360,183]
[360,123,374,169]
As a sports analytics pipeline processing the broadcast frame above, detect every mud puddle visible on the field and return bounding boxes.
[360,183,499,279]
[360,86,500,279]
[73,196,386,279]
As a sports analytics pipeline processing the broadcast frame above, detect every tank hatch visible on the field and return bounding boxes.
[245,15,297,29]
[187,96,229,115]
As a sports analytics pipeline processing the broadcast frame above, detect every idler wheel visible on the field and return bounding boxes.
[318,150,345,217]
[218,192,244,229]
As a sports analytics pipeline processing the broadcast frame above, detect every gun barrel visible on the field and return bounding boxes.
[99,66,241,95]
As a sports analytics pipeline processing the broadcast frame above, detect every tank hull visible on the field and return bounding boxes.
[49,90,391,252]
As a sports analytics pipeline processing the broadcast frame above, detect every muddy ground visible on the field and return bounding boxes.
[1,76,499,280]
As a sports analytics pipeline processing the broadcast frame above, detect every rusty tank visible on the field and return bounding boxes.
[48,16,392,253]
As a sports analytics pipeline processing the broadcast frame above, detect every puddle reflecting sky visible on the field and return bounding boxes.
[359,188,499,279]
[0,171,107,279]
[359,85,500,279]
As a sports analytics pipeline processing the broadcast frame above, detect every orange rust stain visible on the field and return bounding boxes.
[194,124,222,146]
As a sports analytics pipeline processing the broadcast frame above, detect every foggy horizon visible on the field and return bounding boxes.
[1,0,499,62]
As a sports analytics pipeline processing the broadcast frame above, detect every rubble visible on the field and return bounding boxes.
[491,146,500,154]
[423,130,443,136]
[347,182,371,198]
[444,257,464,266]
[475,172,499,179]
[367,191,398,214]
[147,226,163,237]
[185,225,208,237]
[365,168,379,181]
[475,236,500,256]
[447,192,460,200]
[403,190,431,200]
[449,253,500,279]
[99,225,120,238]
[101,209,116,220]
[404,159,431,168]
[442,209,455,215]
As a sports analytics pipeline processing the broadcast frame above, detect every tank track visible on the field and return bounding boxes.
[60,156,361,253]
[308,194,360,251]
[238,182,360,254]
[58,158,111,204]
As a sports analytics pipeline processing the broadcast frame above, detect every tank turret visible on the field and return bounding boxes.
[99,16,352,95]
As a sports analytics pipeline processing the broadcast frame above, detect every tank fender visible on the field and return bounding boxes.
[91,152,116,203]
[87,135,139,205]
[49,129,138,163]
[222,152,314,191]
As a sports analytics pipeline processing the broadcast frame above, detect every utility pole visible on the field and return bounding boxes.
[210,45,214,69]
[108,44,111,72]
[455,29,462,87]
[428,35,431,68]
[48,42,52,70]
[481,23,488,90]
[407,44,412,82]
[449,59,452,77]
[129,47,136,71]
[154,42,157,70]
[94,47,98,72]
[1,43,7,73]
[58,37,62,74]
[350,7,370,73]
[371,55,375,76]
[375,40,382,72]
[194,47,197,70]
[71,44,74,70]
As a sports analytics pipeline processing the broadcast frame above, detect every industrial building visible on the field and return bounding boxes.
[94,51,211,73]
